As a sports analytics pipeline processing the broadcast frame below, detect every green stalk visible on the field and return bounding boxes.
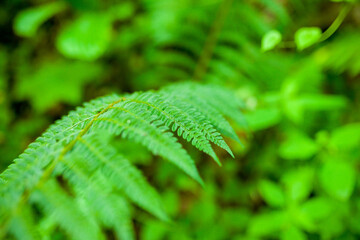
[319,3,353,42]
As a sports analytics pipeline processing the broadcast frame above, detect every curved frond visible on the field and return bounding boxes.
[0,82,244,239]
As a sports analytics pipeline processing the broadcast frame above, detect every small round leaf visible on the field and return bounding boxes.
[295,27,322,50]
[261,30,282,52]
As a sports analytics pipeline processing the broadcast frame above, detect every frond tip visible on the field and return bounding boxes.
[0,82,244,240]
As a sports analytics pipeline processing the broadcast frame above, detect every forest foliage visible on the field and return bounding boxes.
[1,0,360,239]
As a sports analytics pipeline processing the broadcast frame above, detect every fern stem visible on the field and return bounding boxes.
[193,0,233,80]
[0,97,127,237]
[278,3,352,51]
[37,98,127,187]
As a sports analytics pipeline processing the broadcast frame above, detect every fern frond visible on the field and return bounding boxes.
[0,95,118,207]
[0,82,243,239]
[127,92,227,164]
[161,82,246,142]
[319,31,360,76]
[8,205,39,240]
[60,154,134,240]
[74,135,168,221]
[32,179,104,240]
[137,0,279,89]
[94,104,203,185]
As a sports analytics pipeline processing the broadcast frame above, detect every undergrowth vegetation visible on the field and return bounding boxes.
[1,0,360,239]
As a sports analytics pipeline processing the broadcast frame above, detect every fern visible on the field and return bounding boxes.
[137,0,289,89]
[319,31,360,76]
[0,82,244,240]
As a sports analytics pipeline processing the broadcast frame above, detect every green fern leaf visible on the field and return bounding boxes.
[161,83,244,144]
[61,155,134,240]
[0,82,244,239]
[94,106,204,185]
[74,135,168,221]
[127,92,224,164]
[8,206,39,240]
[32,179,104,240]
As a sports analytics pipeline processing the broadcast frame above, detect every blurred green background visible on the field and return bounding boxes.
[1,0,360,239]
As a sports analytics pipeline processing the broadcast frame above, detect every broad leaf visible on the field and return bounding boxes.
[259,180,285,208]
[56,13,112,60]
[319,160,356,201]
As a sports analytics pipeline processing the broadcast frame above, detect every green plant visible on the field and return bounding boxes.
[2,0,360,239]
[0,82,244,240]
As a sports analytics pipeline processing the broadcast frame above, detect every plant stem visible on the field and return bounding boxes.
[320,3,353,42]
